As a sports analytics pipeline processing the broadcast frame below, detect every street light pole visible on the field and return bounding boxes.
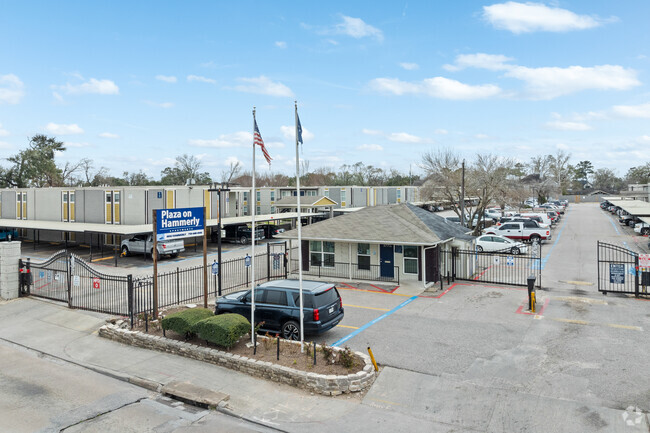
[209,183,230,301]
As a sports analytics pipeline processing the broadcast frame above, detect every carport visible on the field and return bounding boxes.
[607,200,650,220]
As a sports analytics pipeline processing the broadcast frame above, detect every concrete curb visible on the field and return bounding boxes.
[99,324,376,395]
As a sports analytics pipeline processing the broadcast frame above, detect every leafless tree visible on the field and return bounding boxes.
[221,161,242,185]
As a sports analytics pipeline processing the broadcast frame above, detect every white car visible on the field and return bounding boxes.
[634,222,650,236]
[476,235,528,255]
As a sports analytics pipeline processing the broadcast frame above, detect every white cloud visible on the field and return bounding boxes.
[0,74,24,104]
[387,132,424,143]
[144,100,174,108]
[235,76,294,98]
[506,65,640,99]
[0,141,13,149]
[280,125,314,141]
[435,129,448,135]
[188,131,251,148]
[362,128,383,136]
[334,15,383,41]
[612,102,650,118]
[483,2,609,34]
[640,135,650,142]
[156,75,177,83]
[53,77,119,95]
[45,122,84,135]
[275,41,287,49]
[399,62,419,70]
[99,132,119,139]
[556,142,569,150]
[545,120,592,131]
[357,144,383,151]
[0,123,9,137]
[187,75,216,84]
[369,76,501,100]
[443,53,514,71]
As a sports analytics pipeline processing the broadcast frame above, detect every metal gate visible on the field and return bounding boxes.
[445,244,542,288]
[597,241,640,296]
[20,250,131,315]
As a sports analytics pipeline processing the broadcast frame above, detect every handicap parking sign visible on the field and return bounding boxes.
[506,256,514,266]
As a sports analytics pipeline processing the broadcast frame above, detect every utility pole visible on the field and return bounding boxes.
[209,183,230,299]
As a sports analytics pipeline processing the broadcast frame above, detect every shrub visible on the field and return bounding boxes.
[192,313,250,348]
[161,308,214,339]
[339,346,357,369]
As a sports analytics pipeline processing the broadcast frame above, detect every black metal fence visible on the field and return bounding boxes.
[20,243,290,317]
[289,259,400,284]
[443,244,542,288]
[597,241,643,296]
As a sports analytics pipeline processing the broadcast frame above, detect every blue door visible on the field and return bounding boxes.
[380,244,394,279]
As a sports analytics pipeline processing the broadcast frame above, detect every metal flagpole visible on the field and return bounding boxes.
[251,107,256,344]
[295,101,304,351]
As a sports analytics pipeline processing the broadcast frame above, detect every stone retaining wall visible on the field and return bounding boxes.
[99,324,376,395]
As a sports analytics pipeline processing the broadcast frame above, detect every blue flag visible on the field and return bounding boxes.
[297,113,303,145]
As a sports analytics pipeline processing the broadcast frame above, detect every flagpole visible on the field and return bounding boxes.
[295,101,304,351]
[251,107,256,344]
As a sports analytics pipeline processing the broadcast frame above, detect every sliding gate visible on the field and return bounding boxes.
[446,244,542,288]
[597,241,643,296]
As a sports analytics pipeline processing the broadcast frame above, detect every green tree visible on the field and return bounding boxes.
[0,135,65,187]
[573,160,594,183]
[160,154,211,185]
[625,163,650,184]
[592,168,624,192]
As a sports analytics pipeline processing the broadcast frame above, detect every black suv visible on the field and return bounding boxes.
[215,279,344,340]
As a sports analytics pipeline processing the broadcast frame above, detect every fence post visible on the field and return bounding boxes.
[66,253,72,308]
[127,274,134,329]
[176,267,180,305]
[267,243,271,281]
[18,258,23,296]
[284,241,288,279]
[635,254,640,298]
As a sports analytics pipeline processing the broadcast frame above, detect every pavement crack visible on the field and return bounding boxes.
[58,397,147,432]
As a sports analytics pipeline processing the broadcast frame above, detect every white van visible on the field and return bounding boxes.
[520,212,553,226]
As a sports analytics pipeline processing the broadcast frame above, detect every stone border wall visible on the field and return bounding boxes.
[99,324,376,395]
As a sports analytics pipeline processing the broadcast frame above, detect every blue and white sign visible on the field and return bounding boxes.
[506,256,514,266]
[156,207,204,241]
[245,254,251,267]
[610,263,625,284]
[211,261,219,275]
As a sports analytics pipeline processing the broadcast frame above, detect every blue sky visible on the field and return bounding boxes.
[1,1,649,180]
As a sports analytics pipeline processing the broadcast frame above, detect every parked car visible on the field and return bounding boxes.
[215,224,265,244]
[484,221,552,243]
[497,217,549,229]
[259,224,286,239]
[635,222,650,236]
[476,235,528,255]
[215,279,344,340]
[121,234,184,258]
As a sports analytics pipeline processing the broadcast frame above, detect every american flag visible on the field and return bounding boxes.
[254,119,272,165]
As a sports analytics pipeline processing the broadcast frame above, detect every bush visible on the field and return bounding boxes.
[192,313,250,348]
[161,308,214,339]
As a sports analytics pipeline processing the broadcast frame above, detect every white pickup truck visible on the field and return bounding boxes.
[121,234,185,258]
[484,221,551,243]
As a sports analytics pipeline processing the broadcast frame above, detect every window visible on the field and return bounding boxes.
[243,192,248,202]
[307,190,316,196]
[270,191,275,202]
[324,189,329,198]
[256,206,260,215]
[256,191,261,202]
[358,243,370,270]
[403,246,418,274]
[292,292,313,308]
[243,206,248,214]
[310,241,335,268]
[243,290,264,303]
[341,190,347,207]
[264,290,288,306]
[271,206,276,214]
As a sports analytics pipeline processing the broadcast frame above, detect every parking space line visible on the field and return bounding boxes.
[91,256,115,262]
[339,282,358,290]
[546,317,642,331]
[336,325,359,329]
[343,304,390,312]
[331,295,419,347]
[368,283,389,293]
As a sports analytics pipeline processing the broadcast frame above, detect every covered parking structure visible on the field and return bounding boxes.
[0,211,324,266]
[605,199,650,218]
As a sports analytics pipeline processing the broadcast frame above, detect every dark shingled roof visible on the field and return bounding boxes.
[276,203,474,245]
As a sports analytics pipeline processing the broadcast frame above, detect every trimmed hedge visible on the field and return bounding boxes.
[161,308,214,338]
[192,313,250,348]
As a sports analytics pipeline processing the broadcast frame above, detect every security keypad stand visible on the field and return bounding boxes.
[527,275,536,313]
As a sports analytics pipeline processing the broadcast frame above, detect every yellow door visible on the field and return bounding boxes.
[204,190,211,219]
[105,191,112,223]
[166,190,175,208]
[70,192,75,221]
[113,191,120,224]
[21,193,26,219]
[62,192,68,221]
[16,192,21,219]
